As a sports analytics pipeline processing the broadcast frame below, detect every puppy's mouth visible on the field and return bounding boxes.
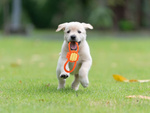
[69,41,81,50]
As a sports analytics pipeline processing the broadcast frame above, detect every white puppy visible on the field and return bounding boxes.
[56,22,93,91]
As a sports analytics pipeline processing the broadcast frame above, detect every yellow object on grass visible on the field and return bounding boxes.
[126,95,150,100]
[113,74,150,83]
[113,74,128,82]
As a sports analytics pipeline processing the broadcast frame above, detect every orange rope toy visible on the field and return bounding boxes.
[64,42,79,73]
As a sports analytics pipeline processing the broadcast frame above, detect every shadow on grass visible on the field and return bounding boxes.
[2,79,93,97]
[35,84,91,95]
[6,83,91,96]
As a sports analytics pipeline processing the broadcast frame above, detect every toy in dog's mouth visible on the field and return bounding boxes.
[70,41,81,50]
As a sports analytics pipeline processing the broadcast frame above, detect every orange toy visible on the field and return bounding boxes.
[64,42,79,73]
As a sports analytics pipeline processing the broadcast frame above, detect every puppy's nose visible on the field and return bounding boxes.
[71,35,76,40]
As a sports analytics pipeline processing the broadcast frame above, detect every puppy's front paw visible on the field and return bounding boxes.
[60,74,69,79]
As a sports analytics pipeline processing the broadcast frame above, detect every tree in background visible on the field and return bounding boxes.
[1,0,29,35]
[0,0,150,31]
[109,0,150,30]
[88,0,114,29]
[22,0,61,28]
[2,0,10,34]
[11,0,22,31]
[142,0,150,28]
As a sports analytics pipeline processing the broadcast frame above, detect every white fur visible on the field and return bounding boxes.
[56,22,93,91]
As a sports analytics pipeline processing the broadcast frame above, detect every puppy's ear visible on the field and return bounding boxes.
[56,23,68,32]
[82,23,93,30]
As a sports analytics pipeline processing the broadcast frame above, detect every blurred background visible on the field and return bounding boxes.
[0,0,150,35]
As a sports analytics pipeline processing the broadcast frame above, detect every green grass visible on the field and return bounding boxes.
[0,36,150,113]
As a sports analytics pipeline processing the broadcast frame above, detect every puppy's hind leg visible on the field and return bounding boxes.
[72,74,80,91]
[79,61,92,88]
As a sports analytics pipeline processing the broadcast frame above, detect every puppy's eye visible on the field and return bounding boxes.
[78,30,81,33]
[67,30,70,33]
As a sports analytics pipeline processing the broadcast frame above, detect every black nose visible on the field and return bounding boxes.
[71,35,76,40]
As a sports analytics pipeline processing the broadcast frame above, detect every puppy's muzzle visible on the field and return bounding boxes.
[70,35,76,40]
[69,41,81,50]
[69,35,81,50]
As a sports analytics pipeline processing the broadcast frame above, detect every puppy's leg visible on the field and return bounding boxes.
[56,69,66,89]
[56,57,70,89]
[79,61,92,88]
[72,74,80,91]
[59,57,70,79]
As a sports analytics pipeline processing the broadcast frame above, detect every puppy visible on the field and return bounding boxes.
[56,22,93,91]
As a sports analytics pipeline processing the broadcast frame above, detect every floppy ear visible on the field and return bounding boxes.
[82,23,93,30]
[56,23,68,32]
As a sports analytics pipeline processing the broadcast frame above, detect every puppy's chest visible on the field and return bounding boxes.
[69,57,82,67]
[69,58,82,74]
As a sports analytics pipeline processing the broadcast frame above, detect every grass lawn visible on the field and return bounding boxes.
[0,34,150,113]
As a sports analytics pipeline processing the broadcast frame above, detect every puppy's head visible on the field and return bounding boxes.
[56,22,93,50]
